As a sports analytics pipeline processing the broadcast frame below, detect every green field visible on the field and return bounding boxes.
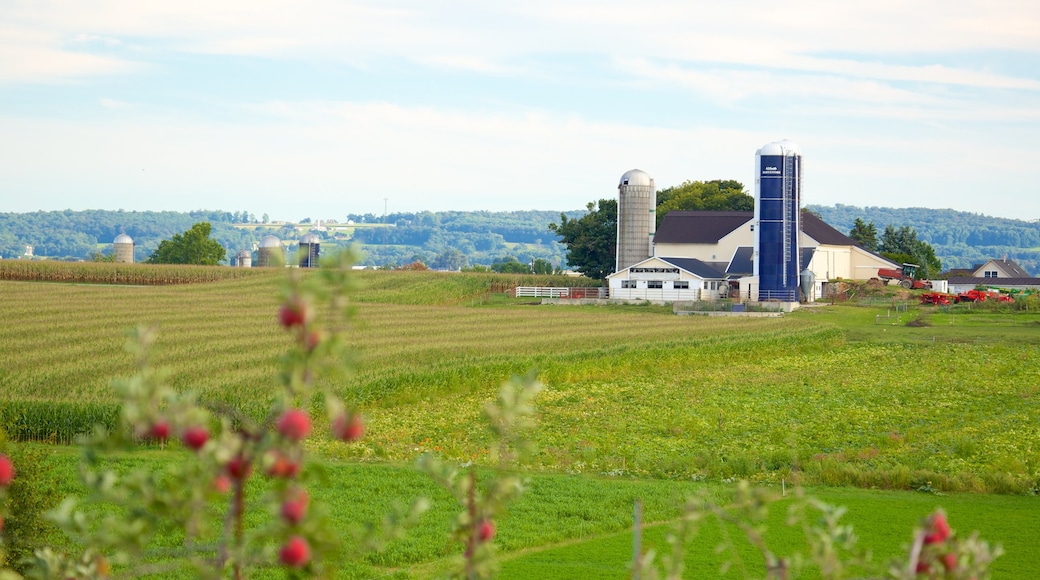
[1,266,1038,577]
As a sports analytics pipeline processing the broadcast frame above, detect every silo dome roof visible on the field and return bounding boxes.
[758,140,801,156]
[619,169,653,187]
[114,233,133,244]
[299,233,320,244]
[236,249,252,258]
[260,235,282,248]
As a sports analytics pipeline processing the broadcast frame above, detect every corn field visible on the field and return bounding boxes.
[0,263,785,443]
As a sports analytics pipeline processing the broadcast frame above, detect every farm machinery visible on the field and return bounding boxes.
[919,289,1016,305]
[919,292,952,305]
[876,263,931,289]
[953,289,1014,304]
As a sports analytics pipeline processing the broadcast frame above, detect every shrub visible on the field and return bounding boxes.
[0,435,62,573]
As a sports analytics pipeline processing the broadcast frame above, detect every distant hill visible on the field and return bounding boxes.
[807,204,1040,275]
[3,205,1038,275]
[0,209,580,269]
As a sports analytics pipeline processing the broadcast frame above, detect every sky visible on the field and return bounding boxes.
[2,1,1039,222]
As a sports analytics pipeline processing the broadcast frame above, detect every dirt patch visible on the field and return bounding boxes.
[905,317,932,327]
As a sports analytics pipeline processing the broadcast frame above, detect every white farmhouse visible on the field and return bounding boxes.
[946,259,1040,294]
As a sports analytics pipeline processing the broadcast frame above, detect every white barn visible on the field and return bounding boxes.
[607,210,898,302]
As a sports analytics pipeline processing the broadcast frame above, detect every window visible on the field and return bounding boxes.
[647,281,663,289]
[984,271,998,278]
[703,281,719,290]
[621,280,637,288]
[673,281,689,290]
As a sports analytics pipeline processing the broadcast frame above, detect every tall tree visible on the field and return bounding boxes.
[848,218,878,251]
[655,180,751,227]
[878,224,941,278]
[548,199,617,280]
[531,258,555,275]
[146,222,227,265]
[433,248,467,271]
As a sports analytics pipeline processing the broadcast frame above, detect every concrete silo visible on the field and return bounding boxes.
[754,140,802,301]
[298,232,320,268]
[113,234,134,263]
[615,169,656,273]
[257,235,283,267]
[235,249,253,268]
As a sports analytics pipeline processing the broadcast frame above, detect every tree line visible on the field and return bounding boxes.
[812,204,1040,275]
[2,202,1035,275]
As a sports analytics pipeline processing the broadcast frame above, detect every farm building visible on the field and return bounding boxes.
[234,249,252,268]
[608,210,897,302]
[946,258,1040,294]
[256,235,283,267]
[608,256,728,302]
[113,234,134,263]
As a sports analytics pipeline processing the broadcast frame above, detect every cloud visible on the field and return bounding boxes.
[3,97,1034,219]
[4,0,1039,86]
[0,25,138,83]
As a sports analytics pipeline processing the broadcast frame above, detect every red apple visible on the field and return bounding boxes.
[279,536,311,568]
[0,454,14,486]
[281,488,310,524]
[941,551,957,571]
[277,409,311,441]
[925,512,951,544]
[278,297,310,329]
[212,474,232,494]
[181,426,209,451]
[148,420,170,441]
[226,454,251,480]
[304,329,323,352]
[332,412,364,442]
[477,519,495,542]
[265,450,301,479]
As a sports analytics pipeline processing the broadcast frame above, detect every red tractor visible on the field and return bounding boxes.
[876,263,932,289]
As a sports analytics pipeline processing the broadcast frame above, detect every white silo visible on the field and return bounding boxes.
[113,234,134,263]
[235,249,253,268]
[615,169,656,273]
[257,235,283,267]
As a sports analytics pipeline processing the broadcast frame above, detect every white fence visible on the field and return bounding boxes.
[609,288,701,302]
[514,287,609,299]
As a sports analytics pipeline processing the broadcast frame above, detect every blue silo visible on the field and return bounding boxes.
[754,140,802,301]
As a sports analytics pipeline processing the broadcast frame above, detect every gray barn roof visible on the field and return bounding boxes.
[656,257,728,279]
[727,247,754,276]
[948,276,1040,287]
[800,212,858,246]
[981,259,1030,277]
[654,212,753,244]
[654,210,855,246]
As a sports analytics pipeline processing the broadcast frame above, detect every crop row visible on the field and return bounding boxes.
[0,276,788,441]
[5,271,1040,493]
[0,260,277,285]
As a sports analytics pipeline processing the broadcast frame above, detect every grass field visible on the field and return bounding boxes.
[2,266,1039,577]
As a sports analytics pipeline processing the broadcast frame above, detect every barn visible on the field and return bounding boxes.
[607,210,898,302]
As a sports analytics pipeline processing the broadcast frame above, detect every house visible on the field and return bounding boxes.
[608,211,898,302]
[946,258,1040,294]
[607,256,728,302]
